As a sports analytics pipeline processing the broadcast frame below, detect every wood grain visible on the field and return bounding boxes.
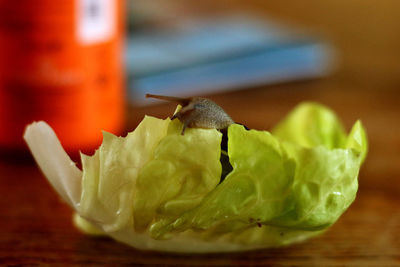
[1,0,400,266]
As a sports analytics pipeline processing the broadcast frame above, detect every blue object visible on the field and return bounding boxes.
[126,16,335,105]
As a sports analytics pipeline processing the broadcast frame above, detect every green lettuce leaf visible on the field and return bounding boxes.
[133,119,222,234]
[272,102,347,149]
[150,102,367,242]
[78,116,170,232]
[75,102,367,251]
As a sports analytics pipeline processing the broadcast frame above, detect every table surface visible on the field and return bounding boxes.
[1,1,400,266]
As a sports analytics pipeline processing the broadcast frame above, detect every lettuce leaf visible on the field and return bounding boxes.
[272,102,348,149]
[148,103,367,242]
[73,102,367,251]
[78,116,170,232]
[133,119,222,234]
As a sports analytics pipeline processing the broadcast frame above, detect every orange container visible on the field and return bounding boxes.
[0,0,125,154]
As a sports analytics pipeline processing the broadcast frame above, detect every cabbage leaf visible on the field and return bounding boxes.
[26,102,367,252]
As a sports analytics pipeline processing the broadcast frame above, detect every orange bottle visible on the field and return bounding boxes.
[0,0,125,155]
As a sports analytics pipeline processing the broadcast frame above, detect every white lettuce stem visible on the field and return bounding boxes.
[23,121,82,209]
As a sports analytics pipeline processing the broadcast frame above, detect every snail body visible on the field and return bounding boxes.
[146,94,234,135]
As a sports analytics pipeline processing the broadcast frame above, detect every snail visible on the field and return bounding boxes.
[146,94,236,180]
[146,94,234,135]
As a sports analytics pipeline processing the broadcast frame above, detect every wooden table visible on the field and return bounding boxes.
[1,1,400,266]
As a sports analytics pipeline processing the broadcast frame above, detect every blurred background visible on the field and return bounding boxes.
[0,0,399,206]
[0,0,400,264]
[0,0,399,198]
